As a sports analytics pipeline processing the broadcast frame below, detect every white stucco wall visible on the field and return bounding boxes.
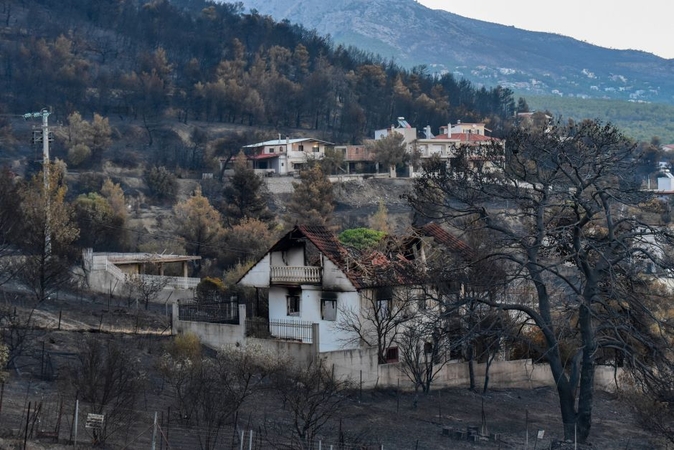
[269,247,305,266]
[239,254,271,287]
[268,285,361,352]
[321,258,355,290]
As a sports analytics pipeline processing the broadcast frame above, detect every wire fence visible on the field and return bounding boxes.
[0,384,386,449]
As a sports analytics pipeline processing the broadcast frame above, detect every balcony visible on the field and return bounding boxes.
[270,265,321,284]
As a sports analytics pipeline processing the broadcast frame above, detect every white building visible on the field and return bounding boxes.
[658,172,674,191]
[374,118,504,177]
[244,137,334,176]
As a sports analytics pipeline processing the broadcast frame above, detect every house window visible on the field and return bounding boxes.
[287,295,300,316]
[321,299,337,321]
[424,342,433,355]
[376,299,391,320]
[375,287,393,320]
[385,347,399,363]
[298,144,304,151]
[279,147,284,153]
[417,296,428,311]
[269,147,275,153]
[312,145,319,153]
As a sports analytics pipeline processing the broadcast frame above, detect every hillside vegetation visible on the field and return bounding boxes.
[0,0,518,147]
[237,0,674,105]
[525,95,674,144]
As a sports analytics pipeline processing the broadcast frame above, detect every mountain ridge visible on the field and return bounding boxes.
[235,0,674,104]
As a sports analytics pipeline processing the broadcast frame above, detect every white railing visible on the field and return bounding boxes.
[270,266,321,284]
[92,256,126,281]
[91,255,199,289]
[132,274,200,290]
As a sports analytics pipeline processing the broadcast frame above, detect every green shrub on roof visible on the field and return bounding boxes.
[338,228,386,250]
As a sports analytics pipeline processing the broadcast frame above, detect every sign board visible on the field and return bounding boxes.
[85,413,105,429]
[537,430,545,439]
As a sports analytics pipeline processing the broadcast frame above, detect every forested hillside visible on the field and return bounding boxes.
[0,0,518,149]
[524,95,674,144]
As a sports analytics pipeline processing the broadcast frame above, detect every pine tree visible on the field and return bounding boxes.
[287,165,334,227]
[221,152,273,226]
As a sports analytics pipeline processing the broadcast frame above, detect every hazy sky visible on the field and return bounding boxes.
[417,1,673,59]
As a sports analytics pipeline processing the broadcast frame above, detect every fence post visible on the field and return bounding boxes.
[311,323,320,356]
[23,401,30,450]
[151,411,158,450]
[359,370,363,402]
[0,382,4,418]
[249,430,253,450]
[525,409,528,450]
[239,431,244,450]
[74,399,79,447]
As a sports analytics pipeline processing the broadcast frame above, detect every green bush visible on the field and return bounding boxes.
[338,228,385,250]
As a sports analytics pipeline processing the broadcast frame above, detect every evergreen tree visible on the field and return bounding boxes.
[174,186,225,272]
[16,161,80,302]
[222,152,273,227]
[287,165,334,227]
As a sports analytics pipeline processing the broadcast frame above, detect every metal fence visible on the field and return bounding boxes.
[245,318,313,343]
[178,301,239,324]
[0,382,389,449]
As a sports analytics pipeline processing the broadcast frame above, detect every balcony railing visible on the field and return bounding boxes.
[270,266,321,284]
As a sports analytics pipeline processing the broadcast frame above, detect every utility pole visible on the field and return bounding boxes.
[24,109,52,256]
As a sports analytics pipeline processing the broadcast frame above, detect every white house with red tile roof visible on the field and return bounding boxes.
[376,119,504,176]
[243,137,334,176]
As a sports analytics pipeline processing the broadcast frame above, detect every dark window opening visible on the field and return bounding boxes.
[321,299,337,321]
[385,347,399,363]
[287,295,300,316]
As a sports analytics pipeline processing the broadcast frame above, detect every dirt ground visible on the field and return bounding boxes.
[0,286,659,450]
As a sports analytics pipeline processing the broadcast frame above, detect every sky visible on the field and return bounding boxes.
[417,1,674,59]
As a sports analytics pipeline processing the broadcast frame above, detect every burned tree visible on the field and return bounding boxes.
[270,359,352,448]
[407,119,674,443]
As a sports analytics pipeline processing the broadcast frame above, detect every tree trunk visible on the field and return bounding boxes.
[575,301,597,443]
[467,345,475,391]
[482,350,496,394]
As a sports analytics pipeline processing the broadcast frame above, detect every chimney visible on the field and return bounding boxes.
[424,125,434,139]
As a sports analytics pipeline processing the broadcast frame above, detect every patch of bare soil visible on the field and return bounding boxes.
[0,287,658,449]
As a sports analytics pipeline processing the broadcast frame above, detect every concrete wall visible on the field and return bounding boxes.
[89,271,194,304]
[171,303,624,394]
[376,359,622,392]
[321,347,380,387]
[172,304,246,349]
[248,337,316,366]
[172,304,319,364]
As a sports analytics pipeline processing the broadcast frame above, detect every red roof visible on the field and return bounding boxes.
[240,225,474,289]
[450,133,497,142]
[431,133,499,143]
[266,225,421,289]
[417,223,475,260]
[248,153,280,160]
